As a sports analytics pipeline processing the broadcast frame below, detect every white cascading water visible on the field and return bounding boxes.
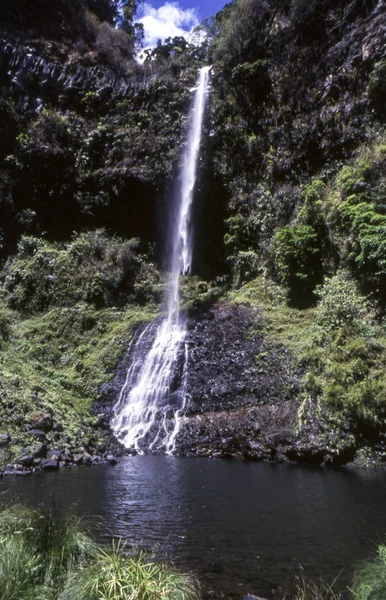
[111,66,211,454]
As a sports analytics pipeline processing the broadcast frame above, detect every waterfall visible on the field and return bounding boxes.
[111,66,211,454]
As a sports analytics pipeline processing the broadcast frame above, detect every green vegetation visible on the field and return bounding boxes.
[353,542,386,600]
[0,504,200,600]
[302,272,386,423]
[274,224,321,302]
[229,270,386,460]
[3,230,161,312]
[0,297,157,463]
[0,230,160,465]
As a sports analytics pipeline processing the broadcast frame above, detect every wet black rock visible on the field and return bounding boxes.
[184,303,297,415]
[175,303,301,459]
[4,467,30,476]
[61,452,73,464]
[48,449,61,461]
[41,458,59,470]
[73,454,84,465]
[17,454,34,468]
[34,414,53,432]
[33,442,47,458]
[0,433,11,447]
[83,453,92,466]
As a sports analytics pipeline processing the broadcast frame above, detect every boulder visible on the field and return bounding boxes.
[17,454,33,468]
[73,454,83,465]
[83,453,92,466]
[35,414,53,432]
[41,458,59,470]
[48,449,61,461]
[61,452,73,464]
[33,442,47,458]
[0,433,11,447]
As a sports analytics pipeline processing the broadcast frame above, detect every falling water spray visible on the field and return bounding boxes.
[111,66,211,454]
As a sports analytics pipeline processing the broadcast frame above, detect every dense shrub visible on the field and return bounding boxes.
[0,308,12,342]
[274,224,321,303]
[303,272,386,421]
[314,271,368,333]
[336,157,386,301]
[3,230,161,312]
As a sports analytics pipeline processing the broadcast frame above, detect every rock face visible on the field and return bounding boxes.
[185,304,297,415]
[101,302,370,466]
[0,37,131,112]
[177,303,300,460]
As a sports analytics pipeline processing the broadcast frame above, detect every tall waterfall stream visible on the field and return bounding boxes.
[111,67,211,454]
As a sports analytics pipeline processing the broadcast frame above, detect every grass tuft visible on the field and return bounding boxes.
[292,576,343,600]
[352,544,386,600]
[61,540,200,600]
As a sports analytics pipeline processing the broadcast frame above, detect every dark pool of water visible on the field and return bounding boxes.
[1,457,386,599]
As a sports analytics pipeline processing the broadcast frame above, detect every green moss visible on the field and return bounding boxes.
[229,274,386,426]
[0,297,157,463]
[228,276,314,354]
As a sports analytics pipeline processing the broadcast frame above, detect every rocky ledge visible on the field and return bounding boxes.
[175,303,360,466]
[0,412,125,477]
[99,301,386,467]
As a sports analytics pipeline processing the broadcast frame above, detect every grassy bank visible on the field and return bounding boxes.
[0,231,160,467]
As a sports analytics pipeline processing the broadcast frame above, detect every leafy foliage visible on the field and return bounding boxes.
[302,272,386,421]
[274,224,321,302]
[353,542,386,600]
[61,541,200,600]
[3,231,161,312]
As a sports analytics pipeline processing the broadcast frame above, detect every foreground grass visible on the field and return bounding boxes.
[0,505,200,600]
[2,504,386,600]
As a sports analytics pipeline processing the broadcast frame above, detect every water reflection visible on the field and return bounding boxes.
[1,458,386,599]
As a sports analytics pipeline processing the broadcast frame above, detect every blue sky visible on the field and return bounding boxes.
[136,0,229,47]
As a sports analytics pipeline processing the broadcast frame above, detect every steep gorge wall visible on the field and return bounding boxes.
[0,37,201,258]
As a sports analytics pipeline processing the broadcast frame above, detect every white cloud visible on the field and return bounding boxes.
[136,2,200,48]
